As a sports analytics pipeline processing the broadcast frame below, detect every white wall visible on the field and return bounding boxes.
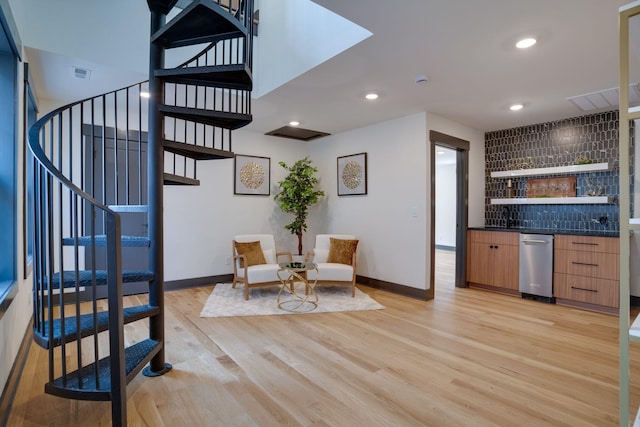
[309,113,429,289]
[303,112,484,291]
[10,0,150,75]
[435,161,457,247]
[252,0,371,98]
[163,129,309,281]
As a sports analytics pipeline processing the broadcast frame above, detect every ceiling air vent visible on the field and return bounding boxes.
[72,66,92,80]
[567,83,640,111]
[265,126,330,141]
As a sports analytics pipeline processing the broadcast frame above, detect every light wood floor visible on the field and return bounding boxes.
[6,251,640,426]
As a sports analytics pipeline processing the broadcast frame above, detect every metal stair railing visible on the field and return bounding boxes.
[26,0,254,423]
[160,0,254,180]
[28,103,127,405]
[28,80,161,426]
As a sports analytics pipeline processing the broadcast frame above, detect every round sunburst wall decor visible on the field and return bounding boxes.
[337,152,367,196]
[240,161,265,189]
[341,161,363,189]
[234,154,270,195]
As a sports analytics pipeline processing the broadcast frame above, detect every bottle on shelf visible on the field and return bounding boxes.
[506,179,514,198]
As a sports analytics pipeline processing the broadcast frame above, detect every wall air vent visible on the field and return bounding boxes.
[72,66,92,80]
[567,83,640,111]
[265,126,330,141]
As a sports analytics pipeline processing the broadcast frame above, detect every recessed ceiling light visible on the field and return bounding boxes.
[516,38,537,49]
[140,91,150,98]
[510,103,524,111]
[365,93,379,100]
[289,121,300,126]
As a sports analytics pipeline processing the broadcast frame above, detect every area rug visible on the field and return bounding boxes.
[200,283,385,317]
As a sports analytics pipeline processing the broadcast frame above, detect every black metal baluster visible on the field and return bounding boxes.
[138,83,144,205]
[113,91,120,206]
[72,194,83,390]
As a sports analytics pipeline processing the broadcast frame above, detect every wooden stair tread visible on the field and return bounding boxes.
[156,64,252,90]
[152,0,246,49]
[34,305,160,349]
[44,339,161,401]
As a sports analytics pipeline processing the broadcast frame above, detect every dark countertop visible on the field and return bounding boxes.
[468,226,619,238]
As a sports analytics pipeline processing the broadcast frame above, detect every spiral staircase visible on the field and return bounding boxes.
[27,1,254,425]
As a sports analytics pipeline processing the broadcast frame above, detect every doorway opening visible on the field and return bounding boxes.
[429,131,469,299]
[434,146,457,291]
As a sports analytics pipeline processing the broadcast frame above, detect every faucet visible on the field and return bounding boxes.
[502,206,514,228]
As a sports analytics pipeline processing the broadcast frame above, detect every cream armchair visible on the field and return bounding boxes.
[232,234,292,300]
[306,234,358,296]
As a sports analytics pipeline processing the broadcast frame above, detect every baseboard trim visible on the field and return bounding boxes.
[357,275,428,301]
[0,320,33,427]
[468,282,520,297]
[166,274,430,302]
[165,274,234,291]
[555,298,618,315]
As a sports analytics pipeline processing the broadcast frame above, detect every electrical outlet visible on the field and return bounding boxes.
[225,256,231,265]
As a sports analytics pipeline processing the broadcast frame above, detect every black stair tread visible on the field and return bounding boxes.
[45,339,161,401]
[163,140,234,160]
[47,270,154,290]
[163,173,200,186]
[34,305,160,350]
[108,204,148,213]
[147,0,180,15]
[159,104,252,130]
[156,64,252,91]
[62,235,150,247]
[152,0,246,49]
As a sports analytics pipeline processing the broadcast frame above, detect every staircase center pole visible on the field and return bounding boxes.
[144,9,171,376]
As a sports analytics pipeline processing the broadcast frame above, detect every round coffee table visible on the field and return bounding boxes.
[276,262,318,312]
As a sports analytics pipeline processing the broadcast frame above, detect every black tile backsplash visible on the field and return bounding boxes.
[484,110,632,233]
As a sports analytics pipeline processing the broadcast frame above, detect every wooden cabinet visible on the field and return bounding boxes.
[466,230,519,293]
[553,234,619,312]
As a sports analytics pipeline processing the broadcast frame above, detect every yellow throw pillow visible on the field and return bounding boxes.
[234,241,267,268]
[326,238,358,265]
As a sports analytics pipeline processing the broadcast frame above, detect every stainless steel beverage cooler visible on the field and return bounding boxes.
[519,233,554,302]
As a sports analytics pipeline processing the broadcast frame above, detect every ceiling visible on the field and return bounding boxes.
[19,0,635,136]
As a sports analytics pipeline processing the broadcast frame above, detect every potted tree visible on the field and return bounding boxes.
[274,157,325,256]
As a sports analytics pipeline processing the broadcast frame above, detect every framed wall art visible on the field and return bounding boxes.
[234,154,270,195]
[337,152,367,196]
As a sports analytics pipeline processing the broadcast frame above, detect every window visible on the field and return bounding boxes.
[23,63,36,279]
[0,3,21,314]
